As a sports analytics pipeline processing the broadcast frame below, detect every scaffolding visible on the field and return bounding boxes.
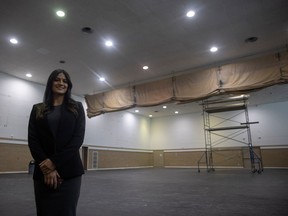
[197,94,263,173]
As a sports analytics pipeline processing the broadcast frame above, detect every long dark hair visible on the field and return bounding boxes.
[37,69,78,119]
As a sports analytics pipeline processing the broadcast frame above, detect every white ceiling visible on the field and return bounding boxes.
[1,0,288,117]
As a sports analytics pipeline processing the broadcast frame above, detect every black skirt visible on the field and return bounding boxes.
[34,176,82,216]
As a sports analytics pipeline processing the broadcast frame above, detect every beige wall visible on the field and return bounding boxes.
[87,149,153,169]
[0,143,33,172]
[1,143,288,173]
[261,148,288,167]
[164,149,244,168]
[164,147,267,169]
[153,150,164,167]
[164,151,203,167]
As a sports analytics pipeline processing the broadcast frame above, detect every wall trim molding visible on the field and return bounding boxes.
[86,145,152,153]
[87,166,153,171]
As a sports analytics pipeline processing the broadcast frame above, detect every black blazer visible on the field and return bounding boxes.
[28,101,85,180]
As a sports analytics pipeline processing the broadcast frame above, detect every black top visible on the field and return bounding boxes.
[47,105,62,137]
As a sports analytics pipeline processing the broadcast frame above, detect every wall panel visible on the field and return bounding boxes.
[1,143,287,173]
[164,151,203,167]
[261,148,288,168]
[0,143,32,172]
[87,148,153,169]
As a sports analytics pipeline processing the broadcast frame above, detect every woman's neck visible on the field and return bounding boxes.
[53,95,65,106]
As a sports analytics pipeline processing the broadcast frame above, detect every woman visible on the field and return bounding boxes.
[28,69,85,216]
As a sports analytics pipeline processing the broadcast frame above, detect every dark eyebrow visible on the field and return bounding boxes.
[54,77,68,81]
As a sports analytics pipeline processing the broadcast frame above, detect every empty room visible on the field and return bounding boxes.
[1,1,288,216]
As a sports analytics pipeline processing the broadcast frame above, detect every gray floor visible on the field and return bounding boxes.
[0,168,288,216]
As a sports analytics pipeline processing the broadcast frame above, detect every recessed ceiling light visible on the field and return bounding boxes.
[26,73,32,78]
[56,10,65,17]
[99,77,105,81]
[175,111,179,114]
[149,115,153,117]
[143,66,149,70]
[135,110,139,113]
[105,40,113,47]
[210,47,218,52]
[163,106,167,109]
[186,10,195,17]
[9,38,18,44]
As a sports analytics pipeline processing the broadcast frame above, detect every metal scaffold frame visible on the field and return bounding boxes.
[197,94,263,173]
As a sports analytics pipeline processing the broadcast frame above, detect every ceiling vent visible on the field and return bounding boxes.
[245,37,258,43]
[81,27,93,34]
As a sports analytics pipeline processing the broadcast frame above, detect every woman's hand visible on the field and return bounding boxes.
[44,170,62,189]
[39,158,55,175]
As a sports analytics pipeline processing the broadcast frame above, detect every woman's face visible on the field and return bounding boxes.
[52,73,68,95]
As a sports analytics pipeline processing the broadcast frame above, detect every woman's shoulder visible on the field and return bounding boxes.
[67,99,85,117]
[75,101,84,111]
[30,103,47,119]
[76,101,84,106]
[69,99,84,107]
[32,102,46,110]
[34,102,45,107]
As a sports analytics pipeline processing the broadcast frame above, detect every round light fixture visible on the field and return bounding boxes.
[143,66,149,70]
[210,47,218,52]
[56,10,65,17]
[105,40,113,47]
[186,10,195,17]
[10,38,18,44]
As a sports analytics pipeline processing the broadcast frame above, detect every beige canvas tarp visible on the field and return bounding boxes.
[134,78,174,106]
[85,51,288,118]
[220,52,288,92]
[85,87,134,117]
[174,68,219,102]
